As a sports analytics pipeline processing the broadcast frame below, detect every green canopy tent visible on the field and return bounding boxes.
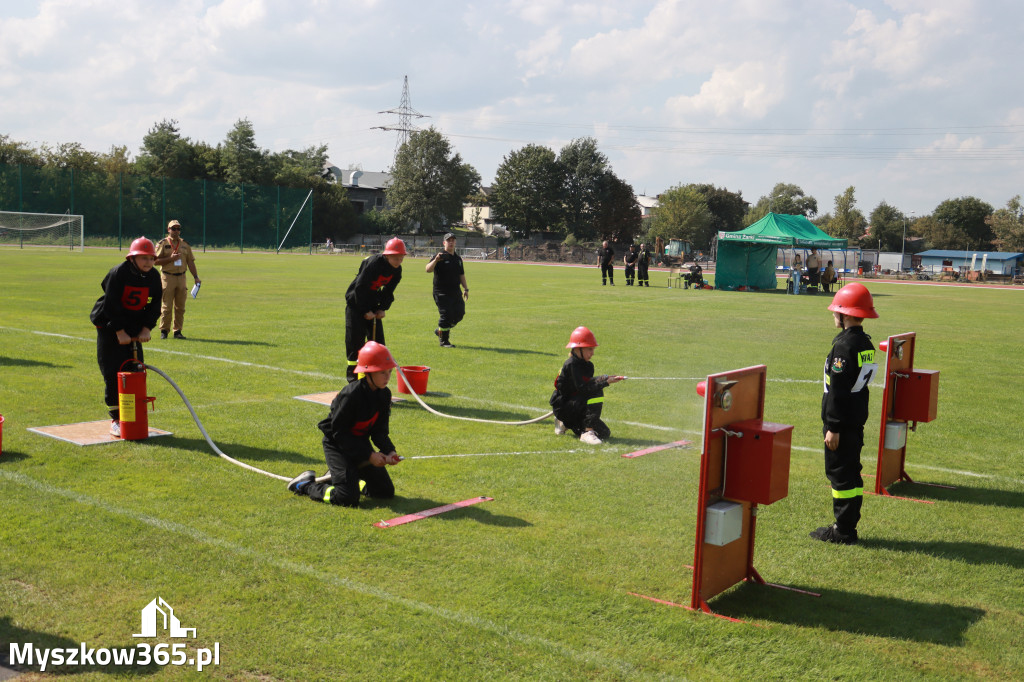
[715,213,847,291]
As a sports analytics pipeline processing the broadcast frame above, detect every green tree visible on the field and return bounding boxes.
[136,119,200,179]
[865,202,906,251]
[592,171,641,243]
[932,196,994,250]
[911,215,961,250]
[388,127,481,232]
[0,134,39,166]
[99,145,133,176]
[826,186,868,242]
[558,137,608,239]
[990,195,1024,251]
[222,118,269,185]
[491,144,563,237]
[693,184,749,234]
[39,142,101,170]
[743,182,818,225]
[648,184,714,248]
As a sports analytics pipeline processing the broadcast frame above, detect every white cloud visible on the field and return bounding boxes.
[202,0,267,37]
[516,27,563,80]
[2,0,1023,215]
[666,61,787,120]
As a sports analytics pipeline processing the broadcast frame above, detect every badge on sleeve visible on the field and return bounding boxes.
[831,357,846,373]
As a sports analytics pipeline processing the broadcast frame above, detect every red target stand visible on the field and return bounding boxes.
[869,332,950,503]
[630,365,819,623]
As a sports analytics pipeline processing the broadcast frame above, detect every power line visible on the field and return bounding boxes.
[372,75,429,167]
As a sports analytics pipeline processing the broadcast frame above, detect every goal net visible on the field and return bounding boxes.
[457,247,490,260]
[0,210,84,250]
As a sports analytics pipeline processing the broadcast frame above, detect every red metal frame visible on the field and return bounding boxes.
[687,365,818,620]
[872,333,953,501]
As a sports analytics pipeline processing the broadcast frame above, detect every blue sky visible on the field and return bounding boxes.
[2,0,1022,218]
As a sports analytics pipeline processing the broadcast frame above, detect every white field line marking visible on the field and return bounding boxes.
[627,376,882,387]
[9,326,1010,484]
[0,470,671,681]
[410,449,585,460]
[2,327,344,381]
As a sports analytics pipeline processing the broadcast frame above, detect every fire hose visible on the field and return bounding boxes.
[143,359,553,485]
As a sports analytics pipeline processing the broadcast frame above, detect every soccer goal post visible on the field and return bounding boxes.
[0,210,84,251]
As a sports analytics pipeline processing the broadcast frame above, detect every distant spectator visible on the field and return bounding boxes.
[599,241,615,286]
[623,244,638,286]
[821,260,837,293]
[636,243,651,287]
[806,248,821,291]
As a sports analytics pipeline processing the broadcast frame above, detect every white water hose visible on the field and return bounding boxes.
[391,363,553,425]
[144,356,555,484]
[146,363,291,482]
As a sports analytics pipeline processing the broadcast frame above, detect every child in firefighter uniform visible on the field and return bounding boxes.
[812,282,879,545]
[89,237,163,437]
[344,238,405,381]
[549,326,625,445]
[288,342,402,507]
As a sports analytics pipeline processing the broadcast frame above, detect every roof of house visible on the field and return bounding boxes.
[917,250,1023,261]
[324,165,392,189]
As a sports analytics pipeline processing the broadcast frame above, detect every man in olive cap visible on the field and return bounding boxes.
[155,219,201,339]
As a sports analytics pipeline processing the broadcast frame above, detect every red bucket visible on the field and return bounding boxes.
[396,366,430,395]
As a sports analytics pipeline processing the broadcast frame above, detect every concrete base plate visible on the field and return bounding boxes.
[28,420,173,446]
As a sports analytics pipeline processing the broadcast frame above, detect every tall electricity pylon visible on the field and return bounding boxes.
[374,75,428,167]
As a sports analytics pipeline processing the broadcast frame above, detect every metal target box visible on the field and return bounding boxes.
[724,419,792,505]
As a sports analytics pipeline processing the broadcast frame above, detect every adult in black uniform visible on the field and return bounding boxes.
[288,341,402,507]
[344,238,405,381]
[811,282,879,545]
[549,326,625,445]
[684,263,703,289]
[599,241,615,285]
[89,237,162,437]
[623,244,638,286]
[425,232,469,348]
[636,243,651,287]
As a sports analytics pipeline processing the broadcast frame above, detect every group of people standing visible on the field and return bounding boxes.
[792,248,839,293]
[599,241,651,287]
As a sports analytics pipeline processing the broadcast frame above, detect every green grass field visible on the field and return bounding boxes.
[2,247,1023,680]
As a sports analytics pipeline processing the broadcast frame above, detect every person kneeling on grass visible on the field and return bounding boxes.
[550,326,625,445]
[288,341,402,507]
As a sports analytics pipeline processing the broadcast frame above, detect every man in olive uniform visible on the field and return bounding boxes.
[155,219,201,339]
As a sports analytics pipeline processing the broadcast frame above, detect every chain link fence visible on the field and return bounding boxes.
[0,163,313,252]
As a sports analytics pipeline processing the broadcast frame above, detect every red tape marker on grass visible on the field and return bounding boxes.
[374,496,494,528]
[621,439,692,459]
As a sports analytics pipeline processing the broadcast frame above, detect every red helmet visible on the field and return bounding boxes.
[566,326,598,349]
[127,237,156,259]
[382,238,407,255]
[354,341,397,373]
[828,282,879,319]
